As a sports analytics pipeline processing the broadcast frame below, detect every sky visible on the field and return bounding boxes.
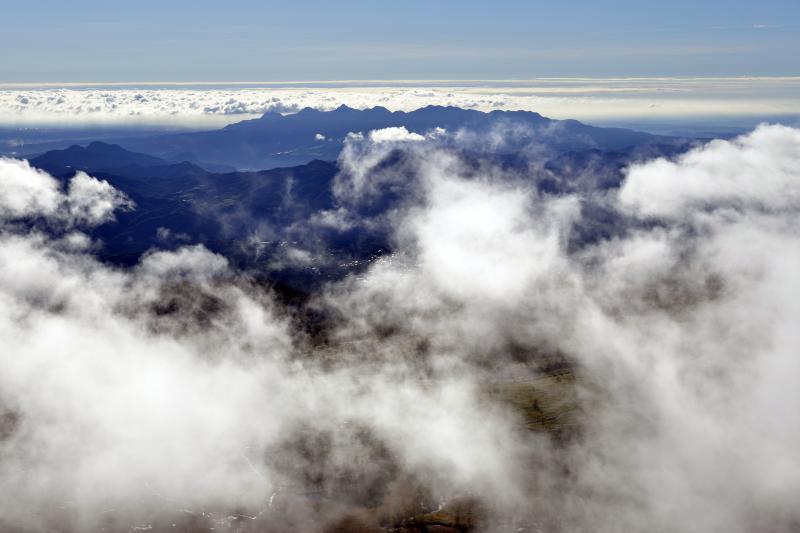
[2,0,799,82]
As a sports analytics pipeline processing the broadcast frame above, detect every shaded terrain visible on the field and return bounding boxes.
[25,129,693,293]
[17,105,678,170]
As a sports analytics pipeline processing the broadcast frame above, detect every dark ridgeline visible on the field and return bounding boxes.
[24,105,675,170]
[24,107,692,292]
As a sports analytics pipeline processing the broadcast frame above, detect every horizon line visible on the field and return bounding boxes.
[1,76,800,89]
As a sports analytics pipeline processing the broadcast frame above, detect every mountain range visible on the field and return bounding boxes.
[21,106,694,290]
[21,105,677,170]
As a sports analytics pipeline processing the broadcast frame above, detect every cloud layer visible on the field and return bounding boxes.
[1,124,800,532]
[1,78,798,128]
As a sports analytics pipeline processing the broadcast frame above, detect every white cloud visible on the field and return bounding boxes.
[620,124,800,218]
[266,244,315,271]
[0,158,132,227]
[409,173,571,304]
[2,126,800,531]
[66,171,134,226]
[0,159,526,531]
[0,78,797,128]
[0,158,62,220]
[322,125,800,531]
[368,126,425,143]
[309,207,357,231]
[138,244,230,280]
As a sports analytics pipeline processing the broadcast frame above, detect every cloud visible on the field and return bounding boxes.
[368,126,426,143]
[1,79,798,129]
[0,158,132,227]
[322,124,800,531]
[266,243,315,271]
[138,244,230,280]
[407,171,571,304]
[620,123,800,218]
[308,207,357,231]
[66,171,134,226]
[0,158,62,220]
[2,124,800,532]
[0,160,527,532]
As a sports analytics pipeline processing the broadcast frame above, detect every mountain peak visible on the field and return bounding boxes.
[255,109,285,122]
[86,141,126,152]
[30,141,165,173]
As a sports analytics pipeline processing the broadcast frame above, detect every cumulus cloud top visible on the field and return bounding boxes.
[409,174,571,304]
[0,158,132,226]
[620,123,800,217]
[0,158,62,219]
[368,126,426,143]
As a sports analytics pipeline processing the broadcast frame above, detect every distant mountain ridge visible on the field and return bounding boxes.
[30,141,167,173]
[104,105,675,170]
[19,106,693,290]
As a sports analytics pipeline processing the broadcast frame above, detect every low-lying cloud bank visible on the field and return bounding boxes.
[1,124,799,532]
[1,78,798,127]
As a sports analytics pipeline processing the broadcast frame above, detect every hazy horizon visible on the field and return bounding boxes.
[1,77,797,136]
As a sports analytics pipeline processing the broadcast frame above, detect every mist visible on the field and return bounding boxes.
[1,124,799,532]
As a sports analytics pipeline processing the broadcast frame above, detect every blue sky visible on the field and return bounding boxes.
[2,0,799,81]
